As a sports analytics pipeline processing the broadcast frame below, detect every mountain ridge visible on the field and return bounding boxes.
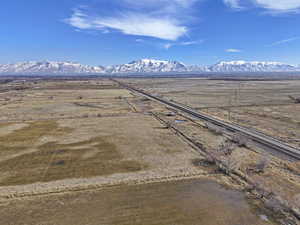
[210,60,297,72]
[0,59,299,75]
[106,59,187,74]
[0,61,105,75]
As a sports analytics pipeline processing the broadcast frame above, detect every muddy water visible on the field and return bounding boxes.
[0,179,273,225]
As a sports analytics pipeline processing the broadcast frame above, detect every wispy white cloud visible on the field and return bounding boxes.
[163,40,204,49]
[181,41,202,45]
[65,0,201,40]
[223,0,243,9]
[164,43,173,49]
[225,48,242,52]
[224,0,300,13]
[254,0,300,12]
[123,0,198,9]
[267,37,300,46]
[133,38,202,49]
[66,10,187,40]
[135,39,144,43]
[67,10,92,29]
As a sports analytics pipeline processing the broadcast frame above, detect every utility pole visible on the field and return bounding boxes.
[228,96,232,121]
[234,89,238,105]
[238,82,242,105]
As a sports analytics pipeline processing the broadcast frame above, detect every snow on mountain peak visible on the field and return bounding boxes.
[0,59,299,75]
[107,58,187,74]
[0,61,105,75]
[210,60,297,72]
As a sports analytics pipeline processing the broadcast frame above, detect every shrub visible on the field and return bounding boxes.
[265,196,286,213]
[205,123,224,135]
[217,141,235,155]
[292,194,300,209]
[221,154,241,174]
[205,139,240,175]
[232,133,248,147]
[255,155,270,173]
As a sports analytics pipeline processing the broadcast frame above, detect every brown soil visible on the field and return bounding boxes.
[0,136,146,186]
[0,179,273,225]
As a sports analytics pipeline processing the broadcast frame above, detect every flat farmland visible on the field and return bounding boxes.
[0,78,295,225]
[0,79,198,188]
[0,81,133,121]
[0,115,200,186]
[0,179,270,225]
[125,78,300,147]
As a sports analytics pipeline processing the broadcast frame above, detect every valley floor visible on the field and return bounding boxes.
[0,77,299,225]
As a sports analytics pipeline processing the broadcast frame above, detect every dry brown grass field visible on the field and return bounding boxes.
[1,179,269,225]
[0,77,299,225]
[125,78,300,147]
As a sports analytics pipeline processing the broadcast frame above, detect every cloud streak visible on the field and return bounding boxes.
[255,0,300,12]
[267,37,300,46]
[66,10,187,40]
[226,48,241,52]
[123,0,198,9]
[65,0,201,40]
[224,0,300,13]
[163,40,204,49]
[223,0,243,9]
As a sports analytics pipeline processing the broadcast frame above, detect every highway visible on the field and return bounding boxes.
[115,80,300,161]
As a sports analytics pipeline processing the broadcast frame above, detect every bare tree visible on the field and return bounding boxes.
[217,140,235,155]
[232,133,248,147]
[222,154,241,175]
[205,139,241,175]
[289,95,300,104]
[292,194,300,209]
[265,196,285,213]
[255,155,270,173]
[205,123,224,135]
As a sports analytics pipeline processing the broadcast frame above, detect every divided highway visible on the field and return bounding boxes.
[115,80,300,161]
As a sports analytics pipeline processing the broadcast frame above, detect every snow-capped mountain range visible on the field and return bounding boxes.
[0,61,105,75]
[0,59,299,75]
[210,61,297,73]
[106,59,187,73]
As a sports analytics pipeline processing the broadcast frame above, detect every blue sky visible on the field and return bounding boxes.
[1,0,300,66]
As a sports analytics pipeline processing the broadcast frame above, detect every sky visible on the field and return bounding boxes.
[1,0,300,66]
